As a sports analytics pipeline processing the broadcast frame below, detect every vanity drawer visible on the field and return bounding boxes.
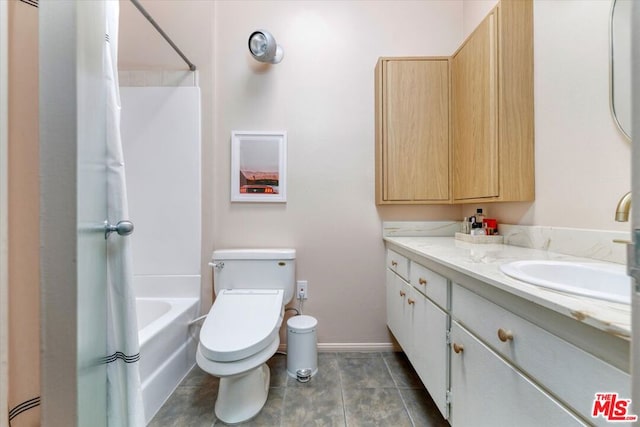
[410,261,448,309]
[452,283,630,424]
[386,249,409,281]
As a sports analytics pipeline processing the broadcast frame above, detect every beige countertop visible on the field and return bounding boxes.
[384,236,631,340]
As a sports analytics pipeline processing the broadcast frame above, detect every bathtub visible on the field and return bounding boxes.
[135,276,201,424]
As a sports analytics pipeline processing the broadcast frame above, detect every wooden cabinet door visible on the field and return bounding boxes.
[410,291,449,419]
[449,322,584,427]
[451,11,499,201]
[383,59,449,201]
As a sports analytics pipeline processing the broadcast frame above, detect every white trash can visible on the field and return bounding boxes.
[286,315,318,382]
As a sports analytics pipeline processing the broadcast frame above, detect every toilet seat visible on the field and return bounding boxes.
[196,336,279,378]
[199,289,284,362]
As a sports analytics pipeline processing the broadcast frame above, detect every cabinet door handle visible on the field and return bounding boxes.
[407,298,415,305]
[497,328,514,342]
[453,343,464,354]
[418,278,427,285]
[391,260,398,267]
[399,290,406,297]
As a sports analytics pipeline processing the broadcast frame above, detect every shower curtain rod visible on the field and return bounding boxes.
[129,0,196,71]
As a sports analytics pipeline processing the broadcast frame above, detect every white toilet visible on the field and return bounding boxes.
[196,248,295,424]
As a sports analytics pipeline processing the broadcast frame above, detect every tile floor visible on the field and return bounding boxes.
[149,352,449,427]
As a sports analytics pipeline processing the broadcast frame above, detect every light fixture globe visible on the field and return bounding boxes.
[248,30,283,64]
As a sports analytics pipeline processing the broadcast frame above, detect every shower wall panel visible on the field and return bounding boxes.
[120,87,202,281]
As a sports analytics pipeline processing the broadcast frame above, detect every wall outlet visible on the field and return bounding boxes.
[296,280,308,300]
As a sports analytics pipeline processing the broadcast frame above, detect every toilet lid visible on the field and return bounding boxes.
[199,289,284,362]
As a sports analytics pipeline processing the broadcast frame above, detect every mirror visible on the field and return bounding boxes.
[610,0,631,140]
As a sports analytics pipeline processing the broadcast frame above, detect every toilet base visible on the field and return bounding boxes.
[215,363,270,424]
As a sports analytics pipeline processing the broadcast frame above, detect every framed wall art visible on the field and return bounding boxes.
[230,131,287,203]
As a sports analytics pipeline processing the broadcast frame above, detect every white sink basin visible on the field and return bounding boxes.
[499,260,630,304]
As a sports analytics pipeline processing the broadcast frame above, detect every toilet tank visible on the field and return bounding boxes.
[212,249,296,303]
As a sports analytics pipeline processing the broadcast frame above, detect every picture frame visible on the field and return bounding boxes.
[231,131,287,203]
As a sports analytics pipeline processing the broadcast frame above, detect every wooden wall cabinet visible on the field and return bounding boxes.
[375,0,534,205]
[375,58,450,204]
[451,0,534,202]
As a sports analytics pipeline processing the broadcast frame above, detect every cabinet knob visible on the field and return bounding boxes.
[399,290,406,297]
[453,343,464,354]
[407,298,415,305]
[497,328,514,342]
[391,260,398,267]
[419,278,427,285]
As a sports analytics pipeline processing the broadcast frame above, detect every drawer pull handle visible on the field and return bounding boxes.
[498,328,514,342]
[399,290,406,297]
[418,278,427,285]
[453,343,464,354]
[391,261,398,267]
[407,298,415,305]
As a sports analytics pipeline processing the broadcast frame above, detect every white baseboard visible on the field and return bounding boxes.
[278,342,399,353]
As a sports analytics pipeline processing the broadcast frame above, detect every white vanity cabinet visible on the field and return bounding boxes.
[410,290,448,418]
[386,267,412,352]
[385,250,449,418]
[452,284,630,424]
[449,321,584,426]
[384,246,632,426]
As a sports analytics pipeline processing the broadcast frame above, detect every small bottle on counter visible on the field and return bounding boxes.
[476,208,485,227]
[462,217,470,234]
[484,218,498,235]
[470,222,486,236]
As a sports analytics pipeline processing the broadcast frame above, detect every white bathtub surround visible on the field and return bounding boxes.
[119,70,198,88]
[383,222,631,265]
[105,4,145,425]
[133,275,201,300]
[121,86,202,424]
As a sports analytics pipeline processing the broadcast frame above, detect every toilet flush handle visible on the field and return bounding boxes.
[208,261,225,271]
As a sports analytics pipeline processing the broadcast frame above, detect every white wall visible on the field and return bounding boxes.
[462,0,631,231]
[118,0,630,346]
[213,0,463,345]
[462,0,498,39]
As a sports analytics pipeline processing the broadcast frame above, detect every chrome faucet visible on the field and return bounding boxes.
[615,191,632,222]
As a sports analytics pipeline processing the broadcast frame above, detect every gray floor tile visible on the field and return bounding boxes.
[268,353,289,388]
[337,355,395,389]
[343,388,412,427]
[383,352,423,389]
[180,365,220,389]
[214,387,285,427]
[149,383,216,427]
[155,352,448,427]
[282,385,346,427]
[288,352,340,388]
[400,388,448,427]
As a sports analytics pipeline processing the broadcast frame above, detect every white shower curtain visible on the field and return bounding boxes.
[105,2,145,426]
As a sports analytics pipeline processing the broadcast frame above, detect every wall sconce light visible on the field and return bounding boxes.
[248,30,284,64]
